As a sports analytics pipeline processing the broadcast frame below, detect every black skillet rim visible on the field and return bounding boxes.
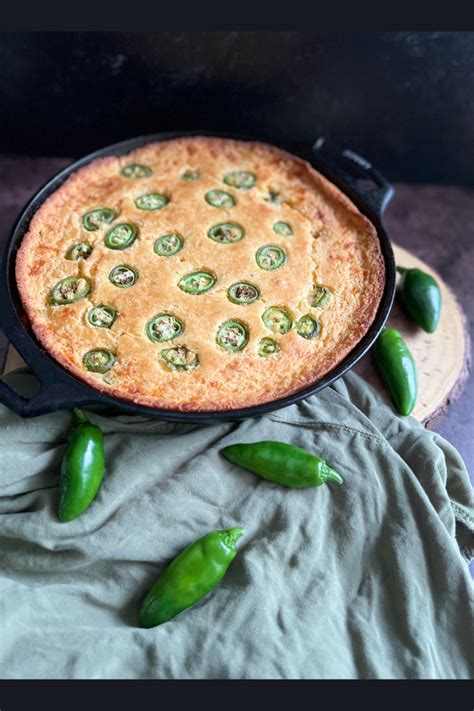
[0,131,396,421]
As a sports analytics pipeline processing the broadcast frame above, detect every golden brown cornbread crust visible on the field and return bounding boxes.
[16,136,385,411]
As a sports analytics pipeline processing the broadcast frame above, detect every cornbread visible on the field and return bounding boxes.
[16,137,385,411]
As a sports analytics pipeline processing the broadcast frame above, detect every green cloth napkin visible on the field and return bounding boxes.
[0,369,472,680]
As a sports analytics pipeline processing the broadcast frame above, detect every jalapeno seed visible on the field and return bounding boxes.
[82,208,117,232]
[87,305,117,329]
[109,265,138,288]
[205,190,236,209]
[227,282,260,305]
[311,286,332,308]
[258,337,280,357]
[161,346,199,371]
[223,171,256,189]
[134,193,169,211]
[207,223,245,244]
[50,276,91,305]
[154,233,184,256]
[65,243,93,262]
[181,169,199,181]
[216,320,249,352]
[273,221,293,236]
[296,315,321,340]
[147,314,184,343]
[104,223,138,250]
[120,163,152,179]
[262,307,292,335]
[82,349,116,374]
[178,271,216,295]
[256,245,287,271]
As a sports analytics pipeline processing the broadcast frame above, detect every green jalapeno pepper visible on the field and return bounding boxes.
[82,208,117,232]
[262,307,292,335]
[373,327,418,416]
[65,243,93,262]
[311,286,332,308]
[221,441,343,488]
[135,193,169,211]
[154,233,184,257]
[205,190,236,209]
[216,320,249,352]
[160,345,200,371]
[397,267,442,333]
[296,314,321,339]
[208,223,245,244]
[147,313,184,343]
[223,171,256,189]
[105,223,138,250]
[58,409,106,522]
[227,282,260,305]
[256,245,286,271]
[120,163,152,179]
[50,276,91,305]
[178,271,216,294]
[87,305,117,329]
[181,169,200,181]
[109,265,138,288]
[273,221,293,236]
[82,349,116,374]
[139,527,244,628]
[258,337,280,357]
[264,189,281,204]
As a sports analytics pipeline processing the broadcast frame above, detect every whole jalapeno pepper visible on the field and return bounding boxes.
[397,266,442,333]
[139,527,244,628]
[58,409,106,522]
[221,441,343,488]
[373,327,418,416]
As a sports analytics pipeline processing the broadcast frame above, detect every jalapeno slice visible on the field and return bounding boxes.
[216,320,249,352]
[227,282,260,305]
[87,305,117,329]
[82,208,117,232]
[134,193,169,211]
[256,245,287,271]
[50,276,91,305]
[205,190,236,209]
[147,313,184,343]
[109,265,138,288]
[264,189,281,204]
[223,171,256,189]
[154,233,184,256]
[181,169,200,181]
[82,349,116,374]
[207,223,245,244]
[65,243,93,262]
[311,286,332,308]
[262,307,292,335]
[273,221,293,236]
[258,337,280,357]
[178,271,216,294]
[120,163,152,179]
[104,223,138,250]
[161,346,199,371]
[296,315,321,339]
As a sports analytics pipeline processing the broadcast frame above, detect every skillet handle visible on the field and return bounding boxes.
[0,375,91,418]
[312,137,394,217]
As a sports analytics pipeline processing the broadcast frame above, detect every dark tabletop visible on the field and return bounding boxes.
[0,156,472,481]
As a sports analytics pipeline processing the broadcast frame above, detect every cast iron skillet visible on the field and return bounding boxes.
[0,132,395,422]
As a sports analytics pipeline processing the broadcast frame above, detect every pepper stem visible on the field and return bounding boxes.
[323,465,344,485]
[73,408,89,425]
[222,527,245,548]
[396,266,408,275]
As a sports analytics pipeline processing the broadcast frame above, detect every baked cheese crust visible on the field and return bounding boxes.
[16,137,385,411]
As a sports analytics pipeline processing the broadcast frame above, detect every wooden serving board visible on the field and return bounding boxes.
[2,244,470,427]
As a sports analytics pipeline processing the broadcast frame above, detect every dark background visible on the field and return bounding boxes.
[1,31,473,185]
